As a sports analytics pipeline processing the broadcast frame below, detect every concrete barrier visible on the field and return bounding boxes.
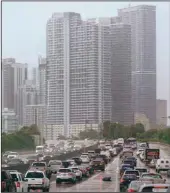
[2,143,98,174]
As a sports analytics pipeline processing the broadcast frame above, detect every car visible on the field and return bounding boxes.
[134,167,148,175]
[62,161,72,168]
[120,174,138,191]
[9,171,28,192]
[96,154,109,164]
[30,162,51,179]
[25,170,50,192]
[140,172,166,184]
[120,164,134,176]
[156,158,170,173]
[80,164,94,175]
[124,157,137,167]
[48,160,62,174]
[69,167,82,181]
[26,155,38,164]
[7,159,24,166]
[7,152,19,160]
[148,159,157,168]
[72,157,82,165]
[123,160,135,169]
[138,184,170,192]
[127,180,152,192]
[67,159,76,166]
[80,155,90,163]
[1,170,17,192]
[56,168,76,184]
[123,170,140,179]
[90,158,105,171]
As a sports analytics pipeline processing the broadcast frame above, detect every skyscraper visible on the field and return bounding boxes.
[118,5,157,126]
[16,80,38,126]
[2,58,28,111]
[110,23,133,125]
[38,56,46,105]
[46,12,112,136]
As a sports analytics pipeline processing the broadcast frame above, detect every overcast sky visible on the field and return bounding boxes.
[2,2,170,106]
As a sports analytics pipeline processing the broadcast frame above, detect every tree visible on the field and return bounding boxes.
[79,129,99,139]
[103,121,111,138]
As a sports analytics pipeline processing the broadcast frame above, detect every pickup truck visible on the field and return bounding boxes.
[25,170,50,192]
[30,162,51,179]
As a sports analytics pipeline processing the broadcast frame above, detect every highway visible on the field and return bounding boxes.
[48,143,170,192]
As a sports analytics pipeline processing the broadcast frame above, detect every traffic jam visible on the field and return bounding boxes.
[1,138,170,192]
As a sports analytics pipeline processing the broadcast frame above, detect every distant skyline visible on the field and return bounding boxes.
[2,2,170,105]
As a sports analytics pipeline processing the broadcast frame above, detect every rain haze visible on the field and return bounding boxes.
[2,1,170,121]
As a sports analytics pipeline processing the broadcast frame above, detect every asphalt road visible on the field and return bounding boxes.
[49,157,120,192]
[49,143,170,192]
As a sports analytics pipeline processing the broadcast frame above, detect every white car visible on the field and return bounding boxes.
[156,158,170,173]
[25,170,50,192]
[105,144,112,150]
[139,151,145,161]
[7,152,19,159]
[9,171,28,192]
[56,168,76,184]
[80,155,90,163]
[136,149,144,156]
[69,167,82,181]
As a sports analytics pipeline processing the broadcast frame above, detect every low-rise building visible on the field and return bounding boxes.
[2,108,19,133]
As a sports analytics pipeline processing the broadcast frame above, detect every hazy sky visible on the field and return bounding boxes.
[2,2,170,105]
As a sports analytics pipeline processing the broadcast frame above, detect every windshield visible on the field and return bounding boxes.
[125,170,139,176]
[32,163,46,167]
[11,174,18,180]
[49,161,61,165]
[36,147,43,151]
[26,172,44,178]
[59,169,71,173]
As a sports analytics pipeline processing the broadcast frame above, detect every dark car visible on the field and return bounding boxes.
[120,174,138,191]
[123,160,135,169]
[90,158,105,171]
[62,161,72,168]
[96,154,109,164]
[81,164,94,175]
[124,157,137,167]
[120,164,134,176]
[1,170,16,192]
[72,157,82,165]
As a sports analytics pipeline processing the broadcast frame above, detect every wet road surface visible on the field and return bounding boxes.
[49,143,170,192]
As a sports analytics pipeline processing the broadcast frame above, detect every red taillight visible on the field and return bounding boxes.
[42,179,45,184]
[120,179,124,183]
[69,173,74,176]
[128,188,135,192]
[2,182,6,190]
[16,182,20,188]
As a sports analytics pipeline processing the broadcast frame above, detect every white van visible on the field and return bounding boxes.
[156,158,170,173]
[35,145,44,154]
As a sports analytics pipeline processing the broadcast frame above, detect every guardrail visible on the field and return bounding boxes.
[2,143,98,174]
